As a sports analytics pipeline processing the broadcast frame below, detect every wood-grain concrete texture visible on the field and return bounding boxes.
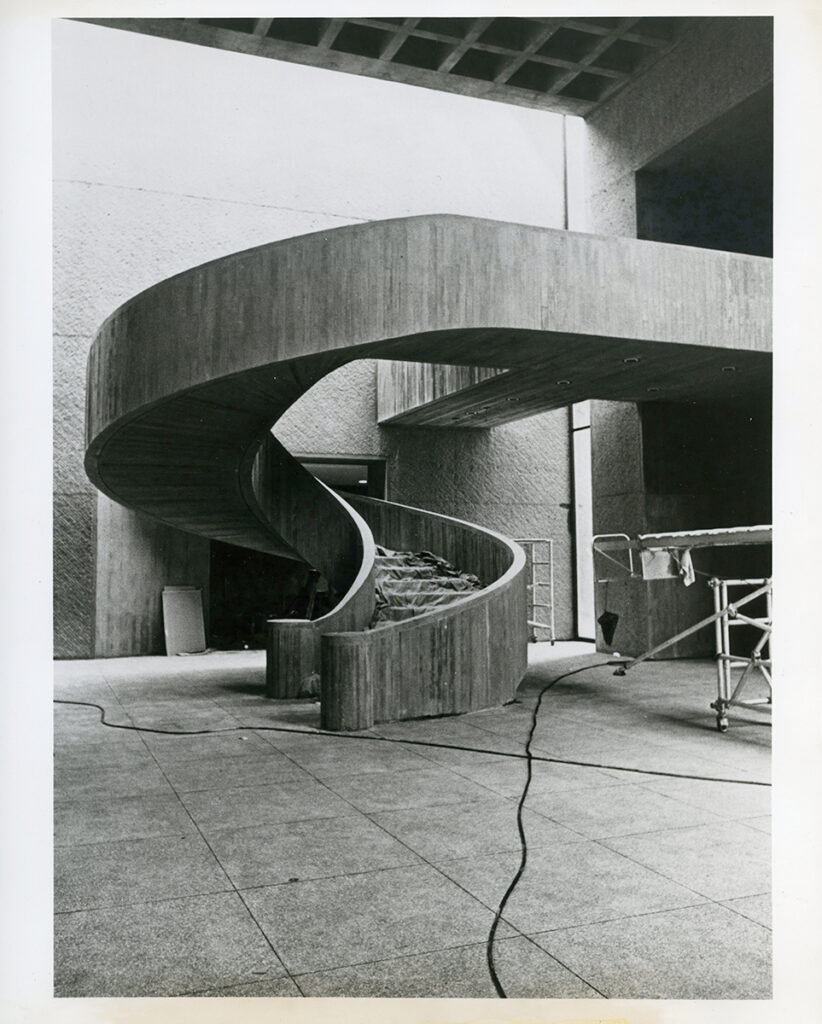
[85,214,771,727]
[321,496,526,730]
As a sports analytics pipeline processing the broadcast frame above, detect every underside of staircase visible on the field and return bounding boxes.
[84,214,772,730]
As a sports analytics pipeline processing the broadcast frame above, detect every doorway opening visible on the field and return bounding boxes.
[298,455,387,498]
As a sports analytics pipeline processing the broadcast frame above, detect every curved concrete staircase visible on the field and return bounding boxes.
[85,215,771,730]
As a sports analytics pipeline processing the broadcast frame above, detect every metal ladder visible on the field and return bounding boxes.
[516,538,555,643]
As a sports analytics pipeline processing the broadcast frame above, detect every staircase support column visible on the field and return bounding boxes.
[321,634,374,731]
[266,619,320,698]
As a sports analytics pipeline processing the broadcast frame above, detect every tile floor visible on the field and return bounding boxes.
[53,644,771,999]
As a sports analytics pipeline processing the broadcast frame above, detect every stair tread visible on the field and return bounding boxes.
[378,581,474,598]
[378,581,474,589]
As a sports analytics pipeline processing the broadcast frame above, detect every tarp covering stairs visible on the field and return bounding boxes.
[372,548,484,625]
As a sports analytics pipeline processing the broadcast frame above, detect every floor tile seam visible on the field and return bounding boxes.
[54,757,160,771]
[636,795,774,824]
[589,835,768,904]
[525,897,717,939]
[529,755,770,787]
[138,730,306,994]
[108,701,231,713]
[234,889,308,997]
[260,722,582,767]
[53,831,213,853]
[737,816,772,833]
[510,801,603,841]
[512,806,594,843]
[450,713,532,738]
[53,882,241,916]
[53,791,199,813]
[528,736,727,763]
[725,817,775,838]
[638,772,773,792]
[282,762,466,782]
[597,816,772,845]
[54,827,199,849]
[229,855,442,895]
[373,718,525,744]
[653,747,773,772]
[519,776,643,797]
[361,815,591,860]
[386,743,506,773]
[283,931,603,991]
[269,724,521,762]
[157,756,315,777]
[718,896,773,931]
[265,741,507,805]
[495,930,608,998]
[148,743,318,761]
[162,775,319,796]
[177,980,299,997]
[141,728,274,745]
[198,701,266,732]
[285,938,519,981]
[192,807,386,834]
[146,754,294,769]
[53,790,175,803]
[415,724,532,757]
[205,809,418,839]
[52,884,254,917]
[492,718,631,745]
[322,792,505,816]
[53,741,150,752]
[407,765,531,804]
[382,741,524,767]
[285,759,538,951]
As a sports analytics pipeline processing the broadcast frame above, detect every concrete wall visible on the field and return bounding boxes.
[585,16,773,237]
[53,19,571,656]
[583,16,773,654]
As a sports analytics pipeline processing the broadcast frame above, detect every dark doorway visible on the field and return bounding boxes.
[299,456,387,498]
[208,544,323,649]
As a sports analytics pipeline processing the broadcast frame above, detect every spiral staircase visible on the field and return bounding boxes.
[85,215,772,730]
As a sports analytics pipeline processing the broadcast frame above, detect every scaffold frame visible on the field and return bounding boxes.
[709,576,772,732]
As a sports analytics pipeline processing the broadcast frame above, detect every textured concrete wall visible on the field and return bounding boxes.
[386,415,574,639]
[53,19,570,656]
[589,401,648,655]
[585,18,772,655]
[94,499,212,657]
[585,16,773,237]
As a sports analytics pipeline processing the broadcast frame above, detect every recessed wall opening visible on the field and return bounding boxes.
[635,85,773,257]
[299,456,387,499]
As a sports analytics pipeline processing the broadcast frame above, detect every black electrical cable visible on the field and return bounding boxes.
[485,661,609,998]
[52,696,771,787]
[55,664,771,1000]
